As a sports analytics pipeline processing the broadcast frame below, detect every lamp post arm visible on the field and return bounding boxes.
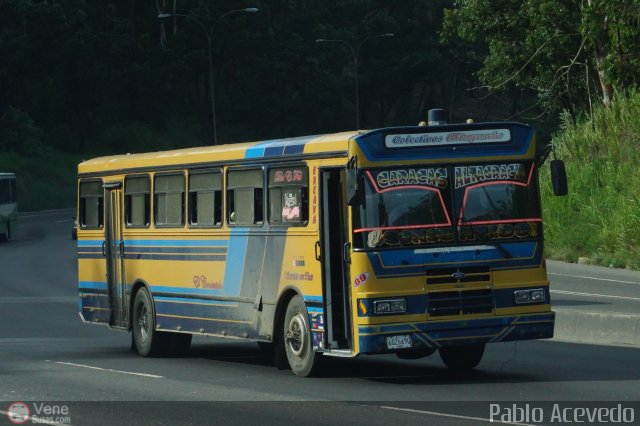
[210,9,251,39]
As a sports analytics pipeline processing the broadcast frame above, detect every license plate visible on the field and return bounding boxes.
[386,334,412,349]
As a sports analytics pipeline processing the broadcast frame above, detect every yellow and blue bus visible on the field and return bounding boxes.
[0,173,17,242]
[77,111,566,376]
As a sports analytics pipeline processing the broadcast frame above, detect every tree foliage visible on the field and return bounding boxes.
[443,0,640,115]
[0,0,496,154]
[1,0,638,157]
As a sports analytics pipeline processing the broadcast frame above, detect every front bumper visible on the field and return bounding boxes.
[358,311,555,354]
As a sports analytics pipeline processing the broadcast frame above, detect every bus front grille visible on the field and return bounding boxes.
[427,289,494,317]
[426,266,491,285]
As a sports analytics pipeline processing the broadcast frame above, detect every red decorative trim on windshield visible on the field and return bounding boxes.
[353,172,452,234]
[457,163,540,226]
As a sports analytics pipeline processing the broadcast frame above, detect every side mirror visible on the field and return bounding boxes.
[550,160,568,196]
[345,168,361,206]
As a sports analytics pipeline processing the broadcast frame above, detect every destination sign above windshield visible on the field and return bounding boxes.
[385,128,511,148]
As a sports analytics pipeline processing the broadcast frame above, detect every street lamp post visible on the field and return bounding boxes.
[158,8,259,145]
[316,33,394,130]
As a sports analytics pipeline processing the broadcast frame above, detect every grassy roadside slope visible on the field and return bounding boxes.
[541,93,640,269]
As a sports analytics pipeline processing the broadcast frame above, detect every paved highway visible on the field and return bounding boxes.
[1,210,639,425]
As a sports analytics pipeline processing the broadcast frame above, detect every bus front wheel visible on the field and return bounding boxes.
[439,344,485,371]
[283,295,320,377]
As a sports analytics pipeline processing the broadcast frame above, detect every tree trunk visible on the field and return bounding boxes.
[587,0,613,108]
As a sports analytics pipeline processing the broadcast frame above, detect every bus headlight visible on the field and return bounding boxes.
[514,288,546,304]
[373,299,406,314]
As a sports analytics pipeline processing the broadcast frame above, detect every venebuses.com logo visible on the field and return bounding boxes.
[6,402,30,424]
[6,402,72,425]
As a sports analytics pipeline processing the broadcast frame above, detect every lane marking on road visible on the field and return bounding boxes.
[551,289,640,302]
[548,272,640,285]
[51,361,164,379]
[0,409,73,426]
[379,405,537,426]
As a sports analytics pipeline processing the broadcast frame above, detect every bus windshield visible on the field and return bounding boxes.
[352,162,541,249]
[353,168,454,249]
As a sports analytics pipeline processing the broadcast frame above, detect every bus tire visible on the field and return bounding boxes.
[439,344,485,371]
[132,287,170,357]
[283,295,320,377]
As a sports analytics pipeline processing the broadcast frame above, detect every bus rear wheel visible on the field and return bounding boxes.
[283,295,321,377]
[132,287,191,357]
[439,344,485,371]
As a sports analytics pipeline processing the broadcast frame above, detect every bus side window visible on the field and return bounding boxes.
[154,173,185,227]
[189,171,222,227]
[79,180,104,229]
[226,169,263,226]
[125,176,150,227]
[268,166,308,226]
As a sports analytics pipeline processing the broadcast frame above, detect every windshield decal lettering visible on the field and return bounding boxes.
[459,222,540,242]
[455,163,527,189]
[373,168,448,190]
[366,228,455,248]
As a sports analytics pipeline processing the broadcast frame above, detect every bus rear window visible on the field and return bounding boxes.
[79,180,104,229]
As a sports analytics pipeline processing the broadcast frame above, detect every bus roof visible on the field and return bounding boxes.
[78,121,537,175]
[78,131,358,175]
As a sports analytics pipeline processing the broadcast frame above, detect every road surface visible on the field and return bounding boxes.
[1,210,638,425]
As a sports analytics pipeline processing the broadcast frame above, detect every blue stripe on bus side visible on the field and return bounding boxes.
[78,239,229,247]
[284,144,305,155]
[78,240,229,260]
[123,254,226,261]
[125,239,228,247]
[154,296,238,306]
[304,295,323,303]
[222,228,249,297]
[79,254,227,261]
[264,146,285,157]
[125,246,227,254]
[79,281,108,290]
[244,135,318,159]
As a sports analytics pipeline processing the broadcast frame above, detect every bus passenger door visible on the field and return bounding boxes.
[320,169,351,350]
[104,182,128,329]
